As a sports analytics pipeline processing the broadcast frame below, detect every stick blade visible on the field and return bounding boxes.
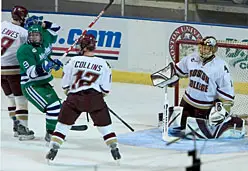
[162,134,179,141]
[71,125,88,131]
[162,130,181,145]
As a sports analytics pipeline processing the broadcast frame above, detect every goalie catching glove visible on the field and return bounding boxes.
[208,102,229,126]
[150,62,179,88]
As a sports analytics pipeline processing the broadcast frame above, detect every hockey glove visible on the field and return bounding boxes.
[42,60,54,73]
[24,15,43,29]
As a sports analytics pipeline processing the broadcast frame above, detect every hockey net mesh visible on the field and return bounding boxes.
[175,40,248,118]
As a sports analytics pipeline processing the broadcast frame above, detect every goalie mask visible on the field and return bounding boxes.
[28,24,43,47]
[78,34,97,53]
[11,5,29,27]
[198,36,218,61]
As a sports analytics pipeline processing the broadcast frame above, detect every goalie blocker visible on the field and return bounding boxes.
[150,62,179,88]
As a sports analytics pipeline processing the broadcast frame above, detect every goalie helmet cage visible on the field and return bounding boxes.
[174,39,248,118]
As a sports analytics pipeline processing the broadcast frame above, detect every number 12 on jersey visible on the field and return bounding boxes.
[71,70,100,89]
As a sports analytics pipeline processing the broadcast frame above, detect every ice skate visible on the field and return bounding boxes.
[13,120,19,137]
[45,130,53,142]
[17,124,35,141]
[110,143,121,161]
[111,148,121,160]
[46,144,59,161]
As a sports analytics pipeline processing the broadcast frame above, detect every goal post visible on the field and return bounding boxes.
[174,39,248,118]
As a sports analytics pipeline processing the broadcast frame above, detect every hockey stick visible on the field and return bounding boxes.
[86,112,90,122]
[166,128,200,146]
[108,107,135,132]
[59,0,114,64]
[162,86,181,143]
[71,124,88,131]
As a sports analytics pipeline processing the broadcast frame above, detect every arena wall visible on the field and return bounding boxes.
[2,11,248,94]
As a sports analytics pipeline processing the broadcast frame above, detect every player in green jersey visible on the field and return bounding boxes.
[17,19,63,142]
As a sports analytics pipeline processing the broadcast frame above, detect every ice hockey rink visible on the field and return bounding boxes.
[1,78,248,171]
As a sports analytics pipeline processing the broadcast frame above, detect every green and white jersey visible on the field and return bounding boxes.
[17,26,58,87]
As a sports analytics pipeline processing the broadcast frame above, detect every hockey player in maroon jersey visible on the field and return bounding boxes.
[46,34,121,161]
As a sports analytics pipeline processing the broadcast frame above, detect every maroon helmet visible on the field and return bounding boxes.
[11,5,28,26]
[79,34,97,52]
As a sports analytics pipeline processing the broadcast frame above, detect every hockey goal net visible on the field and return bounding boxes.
[174,39,248,118]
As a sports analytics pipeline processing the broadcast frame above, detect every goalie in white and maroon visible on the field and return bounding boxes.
[151,36,247,140]
[46,34,121,161]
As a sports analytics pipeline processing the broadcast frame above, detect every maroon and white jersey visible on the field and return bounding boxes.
[1,21,28,75]
[62,55,112,94]
[175,52,234,109]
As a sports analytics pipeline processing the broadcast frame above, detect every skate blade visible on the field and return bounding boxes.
[19,135,35,141]
[163,135,181,145]
[115,159,121,166]
[13,132,19,137]
[47,159,52,165]
[45,141,50,147]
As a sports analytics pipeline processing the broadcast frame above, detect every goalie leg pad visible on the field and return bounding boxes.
[185,116,246,140]
[168,106,183,128]
[167,106,183,136]
[219,117,246,139]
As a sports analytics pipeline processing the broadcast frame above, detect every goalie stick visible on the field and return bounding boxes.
[59,0,114,64]
[151,64,180,142]
[162,86,181,143]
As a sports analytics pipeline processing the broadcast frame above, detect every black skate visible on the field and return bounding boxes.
[17,124,35,141]
[46,144,59,161]
[13,120,20,137]
[111,148,121,160]
[110,143,121,160]
[45,130,54,142]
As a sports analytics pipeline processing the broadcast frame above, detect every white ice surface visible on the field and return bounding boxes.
[1,78,248,171]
